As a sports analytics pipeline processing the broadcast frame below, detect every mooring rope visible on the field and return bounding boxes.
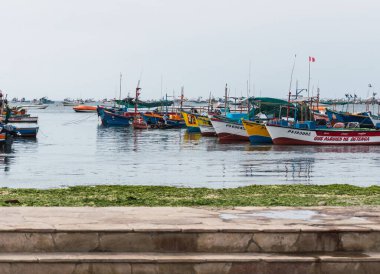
[62,113,97,126]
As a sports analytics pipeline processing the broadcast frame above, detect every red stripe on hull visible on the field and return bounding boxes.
[316,130,380,137]
[217,133,249,142]
[273,137,380,146]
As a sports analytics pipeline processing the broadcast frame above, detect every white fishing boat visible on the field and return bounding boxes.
[209,116,248,141]
[17,104,48,109]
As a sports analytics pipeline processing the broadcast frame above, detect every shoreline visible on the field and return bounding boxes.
[1,184,380,206]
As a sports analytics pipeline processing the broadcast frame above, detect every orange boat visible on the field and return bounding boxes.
[73,105,97,113]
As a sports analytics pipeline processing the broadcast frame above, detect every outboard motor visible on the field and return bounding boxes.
[0,124,18,136]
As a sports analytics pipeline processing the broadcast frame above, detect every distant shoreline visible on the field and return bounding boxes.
[0,184,379,207]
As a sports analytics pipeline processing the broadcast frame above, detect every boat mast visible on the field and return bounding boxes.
[247,61,251,118]
[224,84,228,117]
[165,93,168,115]
[316,87,320,110]
[307,58,311,121]
[180,86,184,110]
[119,73,122,104]
[287,91,291,121]
[135,80,141,115]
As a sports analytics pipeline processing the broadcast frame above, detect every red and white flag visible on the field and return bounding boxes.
[309,56,316,62]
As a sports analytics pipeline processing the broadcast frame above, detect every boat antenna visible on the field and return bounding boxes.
[180,86,184,110]
[208,91,212,112]
[289,54,297,94]
[119,73,122,104]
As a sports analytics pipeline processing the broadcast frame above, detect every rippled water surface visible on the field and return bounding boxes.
[1,105,379,188]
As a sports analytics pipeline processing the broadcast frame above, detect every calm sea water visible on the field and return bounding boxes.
[0,104,379,188]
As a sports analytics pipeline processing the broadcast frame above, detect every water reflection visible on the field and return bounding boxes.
[0,155,11,172]
[283,158,314,182]
[270,145,379,154]
[1,106,379,188]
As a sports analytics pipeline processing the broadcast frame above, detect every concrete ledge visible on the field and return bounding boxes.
[0,252,379,263]
[0,253,380,274]
[0,206,379,232]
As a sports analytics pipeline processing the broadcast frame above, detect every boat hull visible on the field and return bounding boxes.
[266,124,380,145]
[73,105,97,113]
[210,117,248,141]
[182,112,201,133]
[14,126,39,137]
[196,115,216,136]
[242,120,272,144]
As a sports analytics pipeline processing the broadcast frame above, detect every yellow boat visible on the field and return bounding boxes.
[242,119,272,144]
[195,115,216,136]
[181,112,200,133]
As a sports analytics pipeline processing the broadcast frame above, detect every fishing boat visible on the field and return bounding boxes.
[266,121,380,145]
[242,119,272,144]
[196,115,216,136]
[73,105,97,113]
[210,115,248,141]
[97,106,135,126]
[142,112,185,129]
[163,113,186,128]
[181,112,200,133]
[1,116,38,123]
[39,97,55,104]
[241,97,298,144]
[17,104,48,109]
[326,108,373,128]
[0,123,39,138]
[208,84,249,141]
[63,98,83,106]
[14,126,39,137]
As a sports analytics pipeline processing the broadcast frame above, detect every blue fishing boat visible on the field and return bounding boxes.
[14,126,39,137]
[0,123,39,137]
[97,106,135,126]
[326,108,373,128]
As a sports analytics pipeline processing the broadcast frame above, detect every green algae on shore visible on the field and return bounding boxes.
[0,184,380,207]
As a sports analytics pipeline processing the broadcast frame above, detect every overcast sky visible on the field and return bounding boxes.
[0,0,379,100]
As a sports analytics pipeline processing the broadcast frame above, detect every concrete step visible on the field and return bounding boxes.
[1,230,380,253]
[0,207,380,254]
[0,252,380,274]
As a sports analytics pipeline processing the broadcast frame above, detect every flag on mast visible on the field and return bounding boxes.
[309,56,316,62]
